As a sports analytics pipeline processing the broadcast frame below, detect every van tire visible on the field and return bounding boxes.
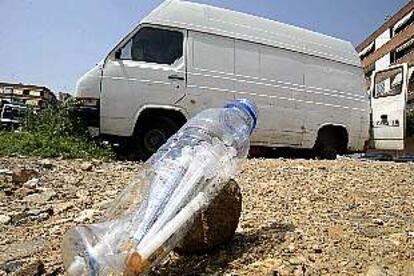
[134,116,180,161]
[317,144,338,160]
[314,126,348,160]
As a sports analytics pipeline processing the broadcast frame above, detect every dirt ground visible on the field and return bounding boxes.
[0,157,413,275]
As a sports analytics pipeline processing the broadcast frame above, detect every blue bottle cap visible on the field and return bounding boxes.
[225,99,258,133]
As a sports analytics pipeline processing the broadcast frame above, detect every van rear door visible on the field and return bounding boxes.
[371,64,407,150]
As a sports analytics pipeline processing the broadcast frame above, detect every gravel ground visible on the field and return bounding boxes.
[0,157,413,275]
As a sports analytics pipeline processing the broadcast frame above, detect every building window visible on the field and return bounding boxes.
[23,89,30,96]
[391,38,414,63]
[365,63,375,79]
[393,11,414,36]
[408,66,414,101]
[4,87,14,94]
[359,41,375,60]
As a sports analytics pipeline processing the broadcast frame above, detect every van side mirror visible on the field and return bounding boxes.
[114,50,121,60]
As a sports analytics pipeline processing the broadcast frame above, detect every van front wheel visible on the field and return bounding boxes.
[135,116,180,161]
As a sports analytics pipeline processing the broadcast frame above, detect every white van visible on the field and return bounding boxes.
[75,0,371,159]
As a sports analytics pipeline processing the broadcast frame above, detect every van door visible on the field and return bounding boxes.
[371,64,408,150]
[101,26,186,136]
[179,31,235,116]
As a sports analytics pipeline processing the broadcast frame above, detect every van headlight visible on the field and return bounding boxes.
[75,97,99,108]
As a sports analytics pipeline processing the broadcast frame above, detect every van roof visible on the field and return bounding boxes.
[142,0,361,67]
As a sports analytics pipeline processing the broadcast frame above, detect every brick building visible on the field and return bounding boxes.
[356,0,414,103]
[0,82,57,108]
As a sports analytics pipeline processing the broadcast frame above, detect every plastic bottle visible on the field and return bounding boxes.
[61,99,257,276]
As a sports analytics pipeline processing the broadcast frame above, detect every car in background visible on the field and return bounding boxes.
[0,101,27,130]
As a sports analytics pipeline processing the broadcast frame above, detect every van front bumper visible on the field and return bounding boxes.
[75,98,100,136]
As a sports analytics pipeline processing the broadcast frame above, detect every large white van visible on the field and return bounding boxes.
[75,0,371,159]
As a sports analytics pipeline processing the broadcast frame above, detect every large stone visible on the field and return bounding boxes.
[176,179,242,254]
[12,169,39,185]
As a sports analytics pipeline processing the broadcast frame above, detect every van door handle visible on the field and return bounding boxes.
[168,74,184,81]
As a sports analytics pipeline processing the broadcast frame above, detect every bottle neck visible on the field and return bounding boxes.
[225,100,257,134]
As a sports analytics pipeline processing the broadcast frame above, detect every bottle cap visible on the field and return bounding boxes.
[225,99,258,133]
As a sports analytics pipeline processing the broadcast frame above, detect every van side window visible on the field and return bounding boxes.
[119,27,183,65]
[374,67,403,98]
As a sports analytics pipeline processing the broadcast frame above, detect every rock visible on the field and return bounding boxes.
[372,219,384,226]
[270,263,295,276]
[365,264,386,276]
[0,239,45,268]
[12,168,39,184]
[27,207,54,222]
[328,225,344,241]
[312,244,322,254]
[14,187,35,198]
[175,180,242,254]
[9,211,28,224]
[80,162,94,172]
[24,189,56,204]
[0,259,26,274]
[293,266,306,276]
[288,256,306,265]
[404,261,414,275]
[56,202,74,214]
[287,243,296,253]
[13,259,45,276]
[38,159,54,169]
[23,178,40,189]
[74,209,97,223]
[0,214,11,224]
[0,169,12,175]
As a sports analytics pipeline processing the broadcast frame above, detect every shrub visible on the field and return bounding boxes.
[23,99,89,139]
[0,100,114,159]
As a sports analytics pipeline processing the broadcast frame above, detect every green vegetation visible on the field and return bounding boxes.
[0,100,114,159]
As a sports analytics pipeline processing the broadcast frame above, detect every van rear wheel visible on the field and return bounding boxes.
[314,126,348,160]
[316,144,338,160]
[135,116,180,161]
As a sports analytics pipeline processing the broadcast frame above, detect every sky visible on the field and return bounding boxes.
[0,0,408,93]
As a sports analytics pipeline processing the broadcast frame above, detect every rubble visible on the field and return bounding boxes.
[0,157,413,275]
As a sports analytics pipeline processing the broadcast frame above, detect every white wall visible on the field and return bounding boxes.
[375,29,392,71]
